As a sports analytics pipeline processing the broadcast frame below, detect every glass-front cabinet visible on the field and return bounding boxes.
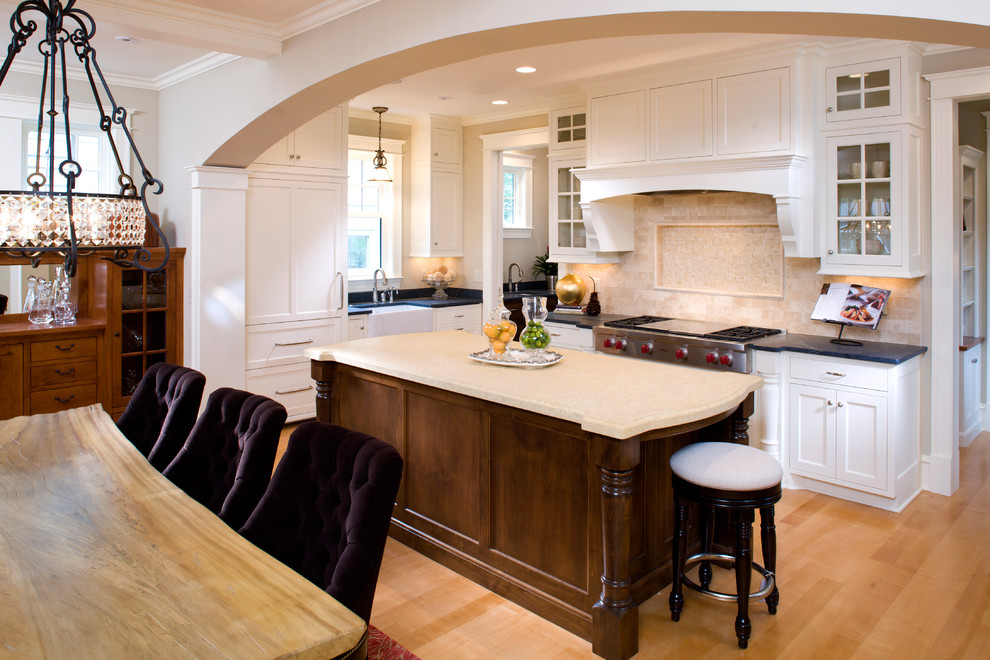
[822,129,922,277]
[107,248,183,415]
[548,154,588,261]
[825,58,900,123]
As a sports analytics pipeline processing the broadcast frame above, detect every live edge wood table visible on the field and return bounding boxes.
[307,331,762,660]
[0,405,366,659]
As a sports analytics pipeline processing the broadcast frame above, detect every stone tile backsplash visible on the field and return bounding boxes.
[574,192,923,346]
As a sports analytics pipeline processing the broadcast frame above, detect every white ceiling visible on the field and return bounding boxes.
[0,1,942,120]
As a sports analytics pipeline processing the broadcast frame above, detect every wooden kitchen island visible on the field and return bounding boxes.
[307,331,762,660]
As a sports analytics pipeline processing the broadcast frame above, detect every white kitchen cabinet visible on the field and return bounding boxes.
[246,318,340,370]
[254,106,347,173]
[649,79,712,160]
[789,382,887,490]
[550,106,587,153]
[821,126,925,277]
[548,154,587,260]
[960,343,982,447]
[412,115,462,167]
[716,67,790,155]
[348,315,368,340]
[544,321,594,352]
[410,115,463,258]
[785,353,920,511]
[825,58,900,123]
[434,304,481,334]
[589,90,646,166]
[246,362,320,423]
[245,174,346,324]
[410,167,463,257]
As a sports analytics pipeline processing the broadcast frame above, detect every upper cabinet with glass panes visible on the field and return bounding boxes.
[825,58,900,123]
[550,106,587,153]
[821,127,924,278]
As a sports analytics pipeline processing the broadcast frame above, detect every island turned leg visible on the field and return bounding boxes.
[592,436,640,660]
[310,360,333,423]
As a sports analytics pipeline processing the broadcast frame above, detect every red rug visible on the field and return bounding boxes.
[368,624,420,660]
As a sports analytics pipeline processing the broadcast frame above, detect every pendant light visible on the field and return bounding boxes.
[0,0,169,277]
[368,106,392,183]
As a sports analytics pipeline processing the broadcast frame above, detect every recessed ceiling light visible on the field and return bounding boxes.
[389,79,404,85]
[491,99,508,105]
[115,36,137,43]
[515,66,536,74]
[438,96,452,101]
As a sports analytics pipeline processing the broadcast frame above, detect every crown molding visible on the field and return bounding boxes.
[276,0,382,40]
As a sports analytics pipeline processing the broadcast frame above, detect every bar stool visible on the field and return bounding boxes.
[668,442,783,649]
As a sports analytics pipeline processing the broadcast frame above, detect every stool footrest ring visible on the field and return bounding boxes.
[682,553,775,603]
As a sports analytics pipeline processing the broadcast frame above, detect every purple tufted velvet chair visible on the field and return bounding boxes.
[163,388,287,531]
[116,362,206,472]
[239,421,403,622]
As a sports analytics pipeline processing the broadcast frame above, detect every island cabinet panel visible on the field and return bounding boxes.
[404,391,483,546]
[489,415,592,595]
[314,360,748,649]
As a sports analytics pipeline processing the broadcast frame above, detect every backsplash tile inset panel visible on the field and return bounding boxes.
[657,224,784,297]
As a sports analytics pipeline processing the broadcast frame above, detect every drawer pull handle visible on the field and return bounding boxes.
[825,371,846,377]
[549,333,561,337]
[54,367,76,376]
[55,343,75,352]
[275,339,314,347]
[54,394,75,404]
[275,385,313,395]
[453,314,465,319]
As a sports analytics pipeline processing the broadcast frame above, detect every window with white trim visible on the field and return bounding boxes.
[347,136,402,282]
[23,123,126,194]
[502,153,533,239]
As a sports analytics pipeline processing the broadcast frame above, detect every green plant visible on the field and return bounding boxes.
[531,248,558,278]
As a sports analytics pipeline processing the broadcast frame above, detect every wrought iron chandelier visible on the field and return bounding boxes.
[0,0,168,276]
[368,106,392,183]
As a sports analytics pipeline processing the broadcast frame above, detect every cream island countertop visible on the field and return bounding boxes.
[305,330,762,439]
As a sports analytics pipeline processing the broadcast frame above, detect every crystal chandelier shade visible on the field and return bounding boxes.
[0,0,168,276]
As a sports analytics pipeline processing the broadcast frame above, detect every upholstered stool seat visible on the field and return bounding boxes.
[668,442,783,649]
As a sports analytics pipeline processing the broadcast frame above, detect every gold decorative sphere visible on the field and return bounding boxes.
[555,273,587,305]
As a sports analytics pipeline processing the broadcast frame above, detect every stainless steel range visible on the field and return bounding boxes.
[593,316,783,374]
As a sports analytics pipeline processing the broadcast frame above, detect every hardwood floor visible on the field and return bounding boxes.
[368,433,990,659]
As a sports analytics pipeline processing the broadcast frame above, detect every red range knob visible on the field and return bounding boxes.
[705,352,718,364]
[675,347,688,360]
[720,353,733,366]
[603,337,614,348]
[615,339,628,350]
[640,342,653,354]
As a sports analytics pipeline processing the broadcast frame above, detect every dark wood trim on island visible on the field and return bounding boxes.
[308,332,760,660]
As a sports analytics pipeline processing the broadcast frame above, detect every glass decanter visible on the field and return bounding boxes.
[482,293,516,357]
[519,296,551,355]
[28,277,53,324]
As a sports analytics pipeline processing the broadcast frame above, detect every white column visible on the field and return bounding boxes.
[928,97,960,496]
[188,166,250,394]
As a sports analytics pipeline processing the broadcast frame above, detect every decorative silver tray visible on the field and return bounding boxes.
[468,348,563,368]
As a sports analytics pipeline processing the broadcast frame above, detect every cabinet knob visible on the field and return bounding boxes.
[837,402,844,407]
[827,249,834,255]
[434,241,439,246]
[972,358,979,364]
[826,106,834,113]
[114,332,120,337]
[827,400,833,406]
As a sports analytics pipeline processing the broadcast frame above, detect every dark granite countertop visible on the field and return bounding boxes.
[751,332,927,365]
[544,312,628,330]
[349,287,482,315]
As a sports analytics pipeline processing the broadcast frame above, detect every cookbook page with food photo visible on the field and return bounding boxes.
[811,283,890,330]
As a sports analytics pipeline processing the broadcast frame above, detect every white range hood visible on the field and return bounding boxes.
[574,153,815,258]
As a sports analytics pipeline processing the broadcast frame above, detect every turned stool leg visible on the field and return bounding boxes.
[760,504,778,614]
[734,509,754,649]
[669,493,689,622]
[699,505,715,589]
